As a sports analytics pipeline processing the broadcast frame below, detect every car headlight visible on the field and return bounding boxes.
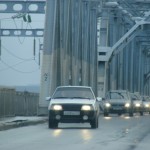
[81,105,92,111]
[125,103,130,108]
[135,103,141,107]
[144,104,149,108]
[52,105,63,111]
[105,103,111,107]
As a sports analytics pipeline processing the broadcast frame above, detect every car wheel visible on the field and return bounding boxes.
[104,112,109,117]
[48,119,58,129]
[129,112,133,117]
[90,117,98,129]
[118,113,122,116]
[140,111,143,116]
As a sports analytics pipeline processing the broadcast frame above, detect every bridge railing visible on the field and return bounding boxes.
[0,87,39,118]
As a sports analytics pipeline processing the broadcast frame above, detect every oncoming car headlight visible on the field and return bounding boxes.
[52,105,63,111]
[81,105,92,111]
[135,103,141,107]
[105,103,111,107]
[125,103,130,108]
[144,104,149,108]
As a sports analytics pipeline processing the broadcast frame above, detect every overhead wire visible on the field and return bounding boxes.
[1,44,34,61]
[0,58,39,73]
[0,9,42,72]
[1,16,41,68]
[0,43,40,71]
[16,17,41,66]
[12,18,30,44]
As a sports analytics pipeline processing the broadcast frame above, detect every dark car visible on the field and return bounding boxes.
[141,96,150,114]
[47,86,100,129]
[102,90,133,117]
[130,92,144,116]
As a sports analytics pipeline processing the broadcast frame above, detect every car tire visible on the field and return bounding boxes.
[140,111,143,116]
[118,113,122,116]
[129,112,133,117]
[48,119,58,129]
[90,117,98,129]
[104,112,109,117]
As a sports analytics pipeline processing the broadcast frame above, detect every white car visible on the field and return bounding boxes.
[141,96,150,114]
[130,92,144,116]
[47,86,100,129]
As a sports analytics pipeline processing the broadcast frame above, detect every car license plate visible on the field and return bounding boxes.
[64,111,80,115]
[113,107,122,110]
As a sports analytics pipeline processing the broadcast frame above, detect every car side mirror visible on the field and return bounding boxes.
[45,96,51,101]
[97,97,102,102]
[102,97,105,101]
[132,97,136,101]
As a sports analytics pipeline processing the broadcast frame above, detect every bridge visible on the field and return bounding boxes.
[0,0,150,115]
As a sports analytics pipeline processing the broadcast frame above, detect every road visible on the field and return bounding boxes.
[0,114,150,150]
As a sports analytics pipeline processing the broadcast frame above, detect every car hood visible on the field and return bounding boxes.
[133,100,142,104]
[143,101,150,104]
[50,98,95,105]
[106,99,130,104]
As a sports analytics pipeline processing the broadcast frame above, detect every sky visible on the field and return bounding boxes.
[0,13,45,87]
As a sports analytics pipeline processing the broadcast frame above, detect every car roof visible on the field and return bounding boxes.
[108,90,128,93]
[56,86,92,89]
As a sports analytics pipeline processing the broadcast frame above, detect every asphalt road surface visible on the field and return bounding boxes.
[0,114,150,150]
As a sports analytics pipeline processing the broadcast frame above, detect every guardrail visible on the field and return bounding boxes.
[0,87,39,117]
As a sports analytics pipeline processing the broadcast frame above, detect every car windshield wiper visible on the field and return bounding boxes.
[53,97,71,99]
[117,93,125,98]
[72,97,91,99]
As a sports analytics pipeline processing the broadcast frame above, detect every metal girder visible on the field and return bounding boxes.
[98,22,142,61]
[98,21,150,62]
[0,0,45,14]
[136,37,150,43]
[0,28,44,37]
[119,0,150,16]
[145,71,150,83]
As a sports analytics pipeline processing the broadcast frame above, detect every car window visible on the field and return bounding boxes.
[52,87,95,99]
[142,96,150,101]
[130,94,141,101]
[107,92,128,99]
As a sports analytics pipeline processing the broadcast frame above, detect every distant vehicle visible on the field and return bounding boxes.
[102,90,133,117]
[47,86,100,129]
[130,92,144,116]
[141,96,150,114]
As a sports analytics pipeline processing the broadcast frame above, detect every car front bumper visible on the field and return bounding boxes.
[49,110,97,123]
[103,106,131,114]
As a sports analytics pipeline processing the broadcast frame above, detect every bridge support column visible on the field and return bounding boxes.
[38,0,99,114]
[98,11,109,97]
[38,0,57,115]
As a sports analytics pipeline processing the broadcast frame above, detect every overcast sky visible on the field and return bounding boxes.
[0,13,45,87]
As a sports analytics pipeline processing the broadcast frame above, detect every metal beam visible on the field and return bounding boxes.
[0,0,45,14]
[0,28,44,37]
[98,21,150,62]
[145,71,150,82]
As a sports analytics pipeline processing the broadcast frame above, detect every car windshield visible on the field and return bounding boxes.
[130,94,141,101]
[107,92,128,99]
[142,96,150,101]
[52,87,95,99]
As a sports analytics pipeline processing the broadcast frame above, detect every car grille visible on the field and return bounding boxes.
[62,104,82,111]
[111,103,124,107]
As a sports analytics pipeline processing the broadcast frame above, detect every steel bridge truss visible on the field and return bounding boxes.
[0,0,45,37]
[98,1,150,97]
[0,0,149,115]
[0,0,45,14]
